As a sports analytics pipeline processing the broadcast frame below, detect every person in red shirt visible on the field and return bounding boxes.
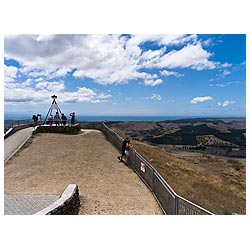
[124,139,133,166]
[118,137,129,162]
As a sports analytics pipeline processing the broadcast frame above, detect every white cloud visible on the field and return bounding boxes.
[4,65,18,83]
[4,34,217,87]
[5,80,111,104]
[209,83,228,87]
[160,70,184,78]
[36,34,56,42]
[22,79,33,87]
[62,87,103,103]
[190,96,213,104]
[222,69,231,76]
[209,81,241,87]
[127,34,198,47]
[221,62,232,68]
[218,100,235,107]
[154,43,217,70]
[144,78,163,86]
[146,94,162,100]
[36,81,65,92]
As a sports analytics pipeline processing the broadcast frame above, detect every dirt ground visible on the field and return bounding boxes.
[4,129,163,215]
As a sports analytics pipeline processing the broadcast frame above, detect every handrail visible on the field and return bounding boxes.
[101,122,214,215]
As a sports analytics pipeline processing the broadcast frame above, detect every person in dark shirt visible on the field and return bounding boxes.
[70,112,76,125]
[118,137,130,162]
[32,114,38,127]
[61,113,67,126]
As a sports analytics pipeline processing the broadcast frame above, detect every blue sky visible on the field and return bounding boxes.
[4,34,246,117]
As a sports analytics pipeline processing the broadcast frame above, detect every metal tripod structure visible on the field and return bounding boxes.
[44,95,63,124]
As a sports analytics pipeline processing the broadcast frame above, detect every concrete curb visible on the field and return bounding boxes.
[34,184,80,215]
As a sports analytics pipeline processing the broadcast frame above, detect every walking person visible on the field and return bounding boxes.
[118,137,130,162]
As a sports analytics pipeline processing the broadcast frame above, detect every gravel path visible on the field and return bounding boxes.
[4,129,163,215]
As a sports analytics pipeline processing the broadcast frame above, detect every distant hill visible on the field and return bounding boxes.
[146,124,246,147]
[107,118,246,148]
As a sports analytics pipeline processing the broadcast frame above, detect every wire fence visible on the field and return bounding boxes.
[99,122,214,215]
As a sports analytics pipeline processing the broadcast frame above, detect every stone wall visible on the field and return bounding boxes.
[36,124,81,135]
[35,184,80,215]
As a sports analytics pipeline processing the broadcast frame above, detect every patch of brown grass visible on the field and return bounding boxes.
[113,128,246,214]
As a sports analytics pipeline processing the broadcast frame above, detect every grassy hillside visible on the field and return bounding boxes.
[113,128,246,215]
[146,124,246,147]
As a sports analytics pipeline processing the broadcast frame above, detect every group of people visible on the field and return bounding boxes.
[33,112,76,126]
[47,112,76,126]
[118,137,133,166]
[32,114,42,127]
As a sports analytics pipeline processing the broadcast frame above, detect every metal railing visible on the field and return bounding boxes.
[99,122,214,215]
[5,119,33,131]
[4,119,34,138]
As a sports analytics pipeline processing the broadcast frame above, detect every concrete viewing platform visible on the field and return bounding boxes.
[4,128,163,215]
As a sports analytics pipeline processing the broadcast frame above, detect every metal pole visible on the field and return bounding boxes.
[174,196,179,215]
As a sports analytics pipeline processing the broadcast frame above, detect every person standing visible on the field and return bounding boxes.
[61,113,67,126]
[124,139,133,166]
[54,112,60,126]
[118,137,129,162]
[48,114,53,126]
[70,112,76,125]
[32,114,38,127]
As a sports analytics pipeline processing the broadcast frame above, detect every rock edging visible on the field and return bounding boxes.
[34,184,80,215]
[36,124,81,134]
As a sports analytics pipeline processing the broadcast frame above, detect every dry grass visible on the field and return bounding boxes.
[114,128,246,214]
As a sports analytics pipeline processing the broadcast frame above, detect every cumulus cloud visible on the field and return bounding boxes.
[5,80,111,104]
[190,96,213,104]
[4,34,217,87]
[153,43,216,70]
[218,100,235,107]
[4,34,221,105]
[4,65,18,83]
[36,81,65,92]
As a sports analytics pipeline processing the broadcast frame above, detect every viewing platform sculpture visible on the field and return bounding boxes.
[44,95,63,125]
[36,95,80,135]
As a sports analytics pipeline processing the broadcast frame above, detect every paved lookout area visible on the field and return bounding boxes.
[4,129,163,215]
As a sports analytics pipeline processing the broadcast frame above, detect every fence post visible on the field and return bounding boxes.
[133,150,136,172]
[174,196,179,215]
[152,169,155,194]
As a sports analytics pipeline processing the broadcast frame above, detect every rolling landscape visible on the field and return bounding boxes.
[106,117,246,214]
